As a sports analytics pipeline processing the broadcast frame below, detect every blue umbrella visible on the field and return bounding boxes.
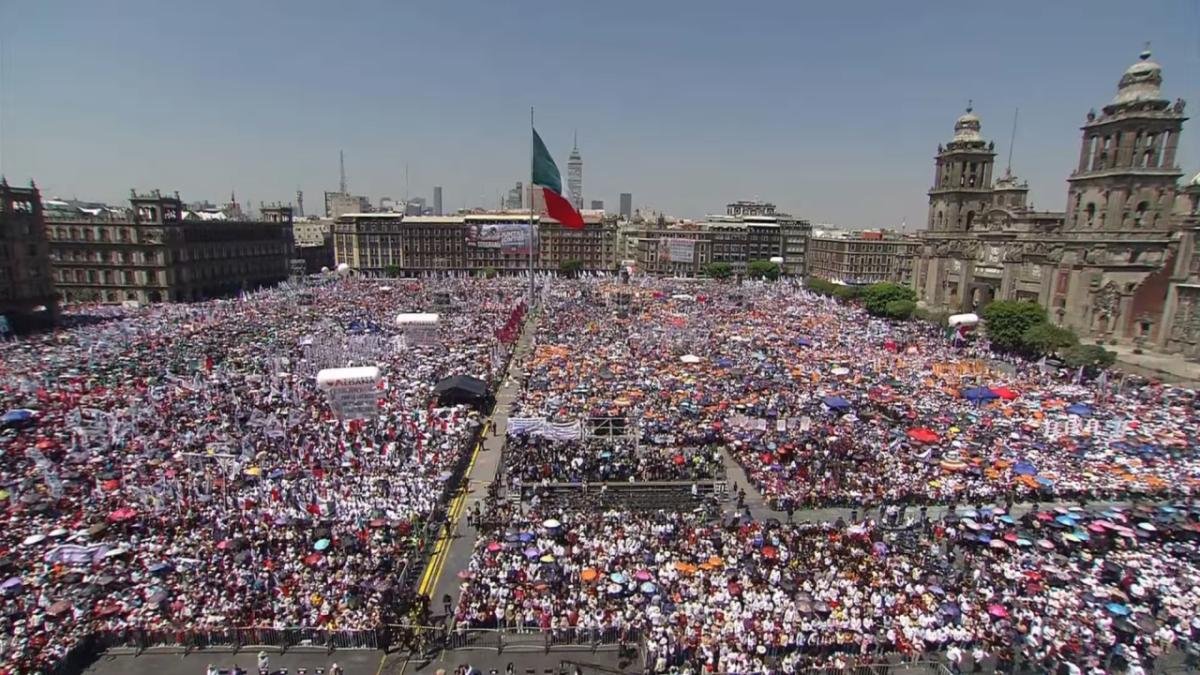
[640,581,657,595]
[1055,515,1078,527]
[1036,476,1055,487]
[1065,403,1093,417]
[961,387,999,402]
[998,515,1016,525]
[1013,461,1037,476]
[610,572,627,584]
[148,562,173,575]
[1106,603,1130,616]
[313,538,330,551]
[1072,529,1091,542]
[518,532,535,543]
[0,409,34,425]
[822,396,850,411]
[795,337,813,347]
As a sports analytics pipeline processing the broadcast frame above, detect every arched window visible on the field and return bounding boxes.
[1133,201,1149,227]
[1085,203,1096,227]
[936,212,944,229]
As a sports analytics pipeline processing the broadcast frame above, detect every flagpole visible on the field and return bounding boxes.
[529,106,536,307]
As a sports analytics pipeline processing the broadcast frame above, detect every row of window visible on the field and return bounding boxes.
[51,225,136,243]
[50,248,163,265]
[57,268,162,286]
[1083,129,1170,172]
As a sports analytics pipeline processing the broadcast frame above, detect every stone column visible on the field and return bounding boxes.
[1163,129,1180,169]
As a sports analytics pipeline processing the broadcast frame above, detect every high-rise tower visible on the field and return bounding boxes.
[927,105,996,233]
[567,132,583,211]
[1065,49,1187,233]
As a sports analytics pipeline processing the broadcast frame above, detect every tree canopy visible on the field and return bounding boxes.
[1062,344,1117,370]
[705,262,733,280]
[860,283,917,317]
[981,300,1048,353]
[747,260,780,281]
[1021,322,1079,356]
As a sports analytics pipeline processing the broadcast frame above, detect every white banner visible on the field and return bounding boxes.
[317,367,381,420]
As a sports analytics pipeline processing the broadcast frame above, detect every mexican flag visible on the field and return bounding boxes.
[532,128,585,229]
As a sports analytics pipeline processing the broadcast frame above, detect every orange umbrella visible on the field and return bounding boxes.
[580,568,598,583]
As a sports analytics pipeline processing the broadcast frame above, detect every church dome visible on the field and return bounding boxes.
[953,106,983,142]
[1112,49,1163,105]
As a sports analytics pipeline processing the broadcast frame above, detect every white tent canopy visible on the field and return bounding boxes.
[395,313,440,326]
[948,313,980,328]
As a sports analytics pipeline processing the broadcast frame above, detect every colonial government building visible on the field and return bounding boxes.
[914,50,1200,356]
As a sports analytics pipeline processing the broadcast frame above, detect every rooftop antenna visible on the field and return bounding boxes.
[339,150,347,194]
[1006,107,1019,175]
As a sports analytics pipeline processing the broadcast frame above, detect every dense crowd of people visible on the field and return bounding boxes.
[456,502,1200,673]
[504,436,722,486]
[509,280,1199,507]
[467,277,1200,673]
[0,277,524,673]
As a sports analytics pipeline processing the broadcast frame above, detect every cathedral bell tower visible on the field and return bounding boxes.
[928,105,997,233]
[1065,49,1186,233]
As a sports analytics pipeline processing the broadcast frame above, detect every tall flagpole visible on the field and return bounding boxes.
[529,106,536,306]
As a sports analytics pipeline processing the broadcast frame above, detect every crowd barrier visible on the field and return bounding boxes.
[520,480,727,510]
[444,626,641,654]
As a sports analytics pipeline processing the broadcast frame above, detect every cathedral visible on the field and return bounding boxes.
[914,49,1200,356]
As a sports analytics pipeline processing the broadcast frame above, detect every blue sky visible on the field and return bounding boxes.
[1,0,1198,226]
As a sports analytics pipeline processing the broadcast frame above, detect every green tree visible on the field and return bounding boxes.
[913,307,950,327]
[559,260,583,277]
[705,262,733,280]
[860,282,917,317]
[883,299,916,320]
[981,300,1047,353]
[805,277,838,296]
[383,264,401,278]
[1021,322,1079,356]
[478,267,498,279]
[834,285,861,301]
[747,260,781,281]
[1062,344,1117,370]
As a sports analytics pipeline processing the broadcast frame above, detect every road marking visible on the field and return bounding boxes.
[417,424,486,597]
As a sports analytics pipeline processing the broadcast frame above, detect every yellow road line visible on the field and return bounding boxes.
[374,651,388,675]
[417,425,487,596]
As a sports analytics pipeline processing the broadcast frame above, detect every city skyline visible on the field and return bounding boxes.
[0,1,1197,226]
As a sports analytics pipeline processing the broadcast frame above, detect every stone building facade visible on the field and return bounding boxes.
[628,212,810,277]
[809,232,920,286]
[914,50,1199,350]
[46,191,294,304]
[0,180,57,332]
[331,212,618,275]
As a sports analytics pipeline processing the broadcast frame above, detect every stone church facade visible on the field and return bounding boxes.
[914,50,1200,355]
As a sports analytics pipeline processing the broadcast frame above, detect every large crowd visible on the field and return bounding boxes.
[457,502,1200,673]
[508,280,1200,507]
[459,276,1200,673]
[0,277,525,673]
[504,436,723,486]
